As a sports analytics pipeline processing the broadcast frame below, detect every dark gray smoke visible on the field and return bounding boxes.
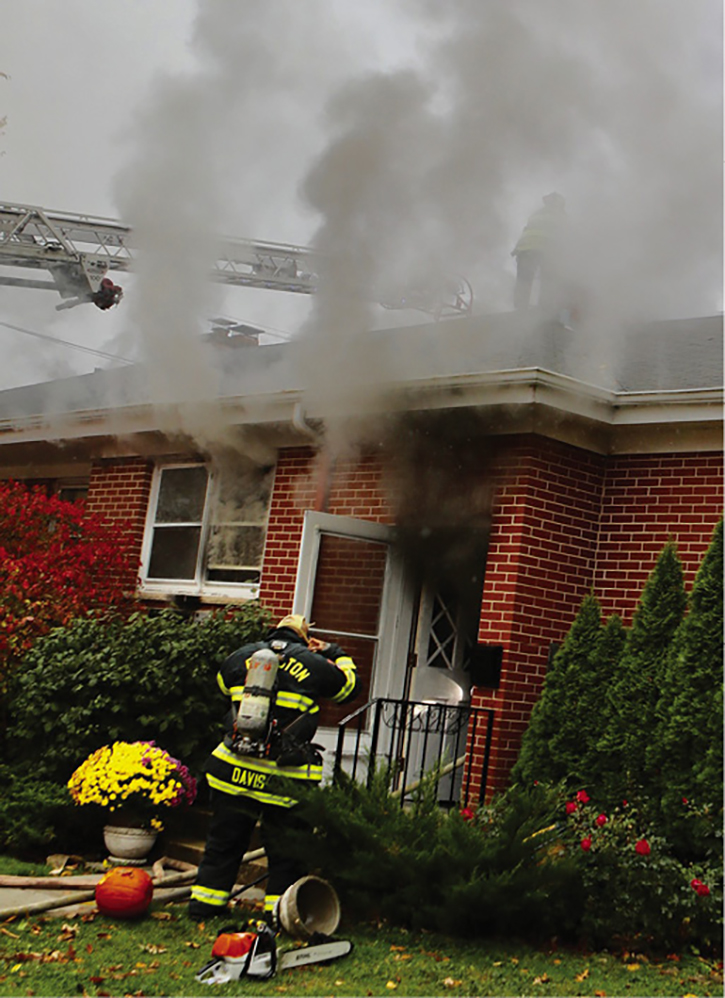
[109,0,720,454]
[294,0,721,420]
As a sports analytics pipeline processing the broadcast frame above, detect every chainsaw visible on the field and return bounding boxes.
[196,921,353,985]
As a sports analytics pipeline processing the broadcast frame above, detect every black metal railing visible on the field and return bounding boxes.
[333,697,494,808]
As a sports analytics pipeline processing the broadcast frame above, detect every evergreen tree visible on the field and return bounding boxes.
[512,595,603,786]
[648,520,723,856]
[596,542,687,803]
[578,614,627,789]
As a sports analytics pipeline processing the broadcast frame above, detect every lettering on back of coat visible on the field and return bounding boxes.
[277,658,311,683]
[231,768,268,789]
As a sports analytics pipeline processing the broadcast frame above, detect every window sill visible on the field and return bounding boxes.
[136,584,261,606]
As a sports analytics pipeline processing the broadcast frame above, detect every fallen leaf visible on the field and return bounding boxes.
[553,958,561,965]
[150,911,172,921]
[334,980,344,986]
[183,940,201,948]
[386,981,397,990]
[394,953,413,961]
[390,945,406,952]
[533,973,550,984]
[510,957,519,965]
[575,968,590,982]
[594,991,607,997]
[443,977,462,987]
[492,961,503,967]
[140,944,167,954]
[625,964,641,972]
[86,944,93,954]
[0,927,20,939]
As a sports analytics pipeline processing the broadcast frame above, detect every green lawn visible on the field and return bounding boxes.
[0,899,721,997]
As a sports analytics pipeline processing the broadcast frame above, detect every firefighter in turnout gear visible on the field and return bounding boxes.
[512,192,567,310]
[189,614,360,923]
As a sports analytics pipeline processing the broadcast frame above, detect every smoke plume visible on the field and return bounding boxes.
[111,0,720,459]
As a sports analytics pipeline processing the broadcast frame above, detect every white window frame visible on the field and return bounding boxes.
[138,461,274,601]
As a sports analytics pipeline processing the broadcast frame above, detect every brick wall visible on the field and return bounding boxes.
[86,457,153,593]
[595,452,724,623]
[468,438,723,800]
[470,436,606,797]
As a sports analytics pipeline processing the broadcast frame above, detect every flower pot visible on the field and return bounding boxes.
[103,824,158,865]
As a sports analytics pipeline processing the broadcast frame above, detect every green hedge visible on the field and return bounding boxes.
[281,774,722,954]
[4,603,270,783]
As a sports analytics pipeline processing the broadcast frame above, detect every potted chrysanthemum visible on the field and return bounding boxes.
[68,741,197,862]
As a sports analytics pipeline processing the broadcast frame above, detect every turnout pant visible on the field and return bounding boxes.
[189,790,306,921]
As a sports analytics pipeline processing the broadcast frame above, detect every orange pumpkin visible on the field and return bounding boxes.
[95,866,154,918]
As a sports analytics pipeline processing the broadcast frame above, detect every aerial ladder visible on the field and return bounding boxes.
[0,200,473,320]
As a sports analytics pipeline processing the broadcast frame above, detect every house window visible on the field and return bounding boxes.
[142,462,274,596]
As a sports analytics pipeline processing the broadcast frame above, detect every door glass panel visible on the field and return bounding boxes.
[313,632,377,728]
[309,534,388,727]
[311,535,386,635]
[425,591,457,670]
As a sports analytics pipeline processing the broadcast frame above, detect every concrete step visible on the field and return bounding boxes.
[161,827,268,893]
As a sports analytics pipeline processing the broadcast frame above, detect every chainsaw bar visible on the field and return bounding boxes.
[196,938,353,984]
[279,938,353,971]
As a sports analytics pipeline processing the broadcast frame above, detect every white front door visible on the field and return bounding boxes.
[292,511,414,777]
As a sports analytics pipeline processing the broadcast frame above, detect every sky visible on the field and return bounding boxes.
[0,0,722,409]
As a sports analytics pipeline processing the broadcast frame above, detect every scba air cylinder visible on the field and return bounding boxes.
[236,648,279,737]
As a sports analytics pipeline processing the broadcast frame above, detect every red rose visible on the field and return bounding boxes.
[460,807,475,822]
[576,791,590,803]
[580,837,592,852]
[595,814,608,827]
[635,839,651,856]
[691,878,710,897]
[565,801,578,815]
[682,797,688,805]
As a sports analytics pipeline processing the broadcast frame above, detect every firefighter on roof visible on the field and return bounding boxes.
[512,192,567,310]
[189,614,360,923]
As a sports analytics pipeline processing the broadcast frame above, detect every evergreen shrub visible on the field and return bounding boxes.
[596,542,687,803]
[281,772,584,944]
[0,764,102,856]
[511,595,612,787]
[286,772,721,953]
[5,603,270,783]
[648,520,724,860]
